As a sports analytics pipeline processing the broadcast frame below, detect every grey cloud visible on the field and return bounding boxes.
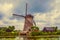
[0,12,4,20]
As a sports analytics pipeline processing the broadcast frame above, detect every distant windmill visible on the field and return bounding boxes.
[13,3,36,32]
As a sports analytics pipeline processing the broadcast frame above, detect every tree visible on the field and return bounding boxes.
[9,26,15,31]
[6,26,15,32]
[31,26,39,31]
[30,26,40,36]
[55,26,57,31]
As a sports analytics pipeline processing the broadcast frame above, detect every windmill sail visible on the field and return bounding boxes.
[25,3,27,16]
[33,20,36,26]
[13,14,25,17]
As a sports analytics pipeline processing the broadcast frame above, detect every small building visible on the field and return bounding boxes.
[43,27,57,32]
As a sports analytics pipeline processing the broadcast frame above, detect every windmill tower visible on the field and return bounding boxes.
[13,3,36,32]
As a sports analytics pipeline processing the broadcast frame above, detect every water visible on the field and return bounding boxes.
[0,37,60,40]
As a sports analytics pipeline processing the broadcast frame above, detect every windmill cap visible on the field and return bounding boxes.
[25,14,34,18]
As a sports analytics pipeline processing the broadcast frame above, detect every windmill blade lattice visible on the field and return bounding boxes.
[13,14,25,17]
[33,20,36,26]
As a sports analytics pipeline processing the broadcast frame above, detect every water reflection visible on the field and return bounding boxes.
[0,37,60,40]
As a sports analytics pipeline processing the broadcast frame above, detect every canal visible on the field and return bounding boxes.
[0,37,60,40]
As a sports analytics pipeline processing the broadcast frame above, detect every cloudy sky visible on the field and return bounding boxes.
[0,0,60,30]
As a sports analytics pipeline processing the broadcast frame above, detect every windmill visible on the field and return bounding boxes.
[13,3,36,32]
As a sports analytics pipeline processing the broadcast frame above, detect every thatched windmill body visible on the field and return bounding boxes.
[13,3,36,32]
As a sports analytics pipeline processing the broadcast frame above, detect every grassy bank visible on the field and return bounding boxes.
[0,31,19,38]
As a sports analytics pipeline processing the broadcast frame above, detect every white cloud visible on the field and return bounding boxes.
[34,0,60,29]
[0,3,13,13]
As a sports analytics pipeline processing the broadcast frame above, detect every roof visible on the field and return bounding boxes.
[25,14,33,18]
[43,27,57,30]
